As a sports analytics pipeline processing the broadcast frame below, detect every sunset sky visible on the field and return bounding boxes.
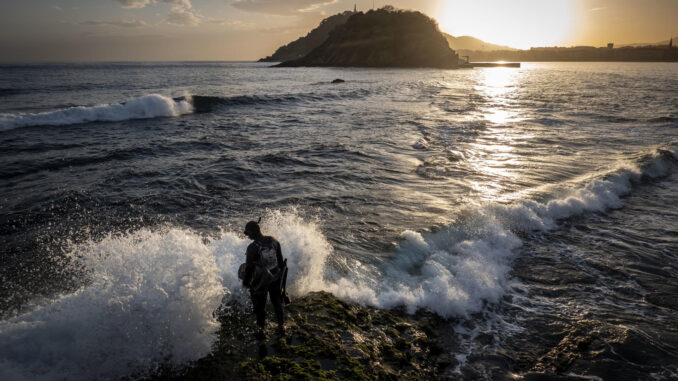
[1,0,676,62]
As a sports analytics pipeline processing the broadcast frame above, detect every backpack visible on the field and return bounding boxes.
[250,239,280,292]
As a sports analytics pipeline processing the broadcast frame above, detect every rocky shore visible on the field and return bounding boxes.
[141,287,678,380]
[153,291,453,380]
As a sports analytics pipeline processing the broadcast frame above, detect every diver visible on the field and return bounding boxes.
[242,219,286,340]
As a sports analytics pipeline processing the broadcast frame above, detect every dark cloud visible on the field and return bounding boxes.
[115,0,153,8]
[80,19,148,28]
[231,0,338,15]
[114,0,192,9]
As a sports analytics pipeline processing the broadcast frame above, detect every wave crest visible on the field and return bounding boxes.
[324,145,677,317]
[0,94,193,131]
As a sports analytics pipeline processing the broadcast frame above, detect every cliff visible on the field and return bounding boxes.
[276,8,459,68]
[259,11,357,62]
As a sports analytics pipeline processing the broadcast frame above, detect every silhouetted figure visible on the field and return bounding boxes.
[242,220,285,340]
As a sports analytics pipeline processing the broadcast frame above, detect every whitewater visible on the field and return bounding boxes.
[0,94,193,131]
[1,61,677,380]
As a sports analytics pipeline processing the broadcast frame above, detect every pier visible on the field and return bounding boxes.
[459,55,520,68]
[461,62,521,68]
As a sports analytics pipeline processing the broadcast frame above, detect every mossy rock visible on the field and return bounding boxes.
[155,291,451,380]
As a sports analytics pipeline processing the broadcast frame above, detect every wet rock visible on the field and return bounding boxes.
[156,291,452,380]
[331,79,345,84]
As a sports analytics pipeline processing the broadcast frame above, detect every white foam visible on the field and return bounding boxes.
[322,147,675,318]
[0,149,673,379]
[0,94,193,131]
[0,229,223,380]
[0,211,331,381]
[210,210,332,301]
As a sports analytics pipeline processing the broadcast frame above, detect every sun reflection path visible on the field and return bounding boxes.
[464,68,534,203]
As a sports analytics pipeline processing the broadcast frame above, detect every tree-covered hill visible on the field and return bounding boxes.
[277,7,459,68]
[259,11,357,62]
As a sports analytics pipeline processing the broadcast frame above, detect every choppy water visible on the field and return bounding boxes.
[1,62,677,380]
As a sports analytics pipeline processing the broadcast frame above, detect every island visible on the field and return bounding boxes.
[274,7,459,69]
[259,11,358,63]
[263,8,677,65]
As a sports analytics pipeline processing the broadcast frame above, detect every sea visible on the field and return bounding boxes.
[0,62,677,380]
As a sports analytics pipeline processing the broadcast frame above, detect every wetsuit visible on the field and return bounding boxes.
[243,236,284,329]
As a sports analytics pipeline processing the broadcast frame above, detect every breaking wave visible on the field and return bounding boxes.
[0,89,374,130]
[0,212,331,381]
[324,145,677,317]
[0,145,674,380]
[0,94,193,131]
[187,89,370,113]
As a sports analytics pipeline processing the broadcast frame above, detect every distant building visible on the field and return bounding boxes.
[607,43,614,49]
[670,37,673,48]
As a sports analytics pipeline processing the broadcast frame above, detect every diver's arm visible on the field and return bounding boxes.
[274,238,284,269]
[243,243,258,288]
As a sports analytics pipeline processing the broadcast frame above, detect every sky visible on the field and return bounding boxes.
[0,0,676,62]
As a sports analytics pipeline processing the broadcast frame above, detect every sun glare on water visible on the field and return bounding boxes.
[437,0,576,49]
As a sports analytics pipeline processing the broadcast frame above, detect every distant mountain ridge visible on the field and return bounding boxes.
[443,34,516,51]
[618,38,675,47]
[276,8,459,68]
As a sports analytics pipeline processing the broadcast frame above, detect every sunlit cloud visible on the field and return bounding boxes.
[231,0,337,15]
[80,19,149,28]
[207,18,257,29]
[167,8,201,26]
[113,0,197,27]
[589,7,608,12]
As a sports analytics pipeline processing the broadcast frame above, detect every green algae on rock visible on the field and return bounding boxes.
[156,291,454,380]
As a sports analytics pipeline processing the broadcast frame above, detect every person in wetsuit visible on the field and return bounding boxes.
[242,220,285,339]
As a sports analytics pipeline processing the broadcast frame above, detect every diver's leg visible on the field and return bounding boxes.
[269,282,284,329]
[251,291,267,328]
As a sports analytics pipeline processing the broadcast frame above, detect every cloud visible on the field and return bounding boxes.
[163,0,192,9]
[115,0,153,8]
[81,19,149,28]
[207,18,257,29]
[115,0,192,10]
[52,5,63,11]
[588,7,607,12]
[231,0,338,15]
[167,8,201,26]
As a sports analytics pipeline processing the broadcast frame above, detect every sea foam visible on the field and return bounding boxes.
[0,212,331,381]
[322,146,675,317]
[0,94,193,131]
[0,147,673,380]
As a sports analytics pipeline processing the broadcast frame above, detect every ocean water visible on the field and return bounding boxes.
[0,62,677,380]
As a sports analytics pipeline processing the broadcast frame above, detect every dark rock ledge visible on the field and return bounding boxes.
[150,291,453,380]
